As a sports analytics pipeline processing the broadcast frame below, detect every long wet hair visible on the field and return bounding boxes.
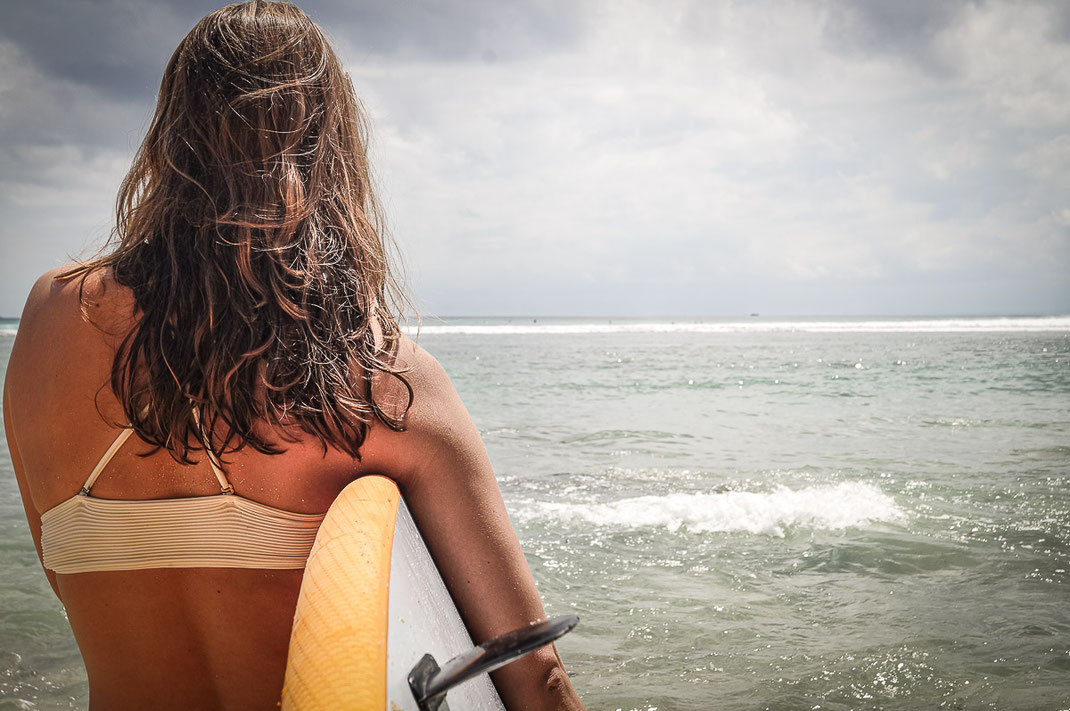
[63,0,411,463]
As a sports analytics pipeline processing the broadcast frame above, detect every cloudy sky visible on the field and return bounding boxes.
[1,0,1068,317]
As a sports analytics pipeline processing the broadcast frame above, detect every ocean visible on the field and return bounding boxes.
[1,316,1069,710]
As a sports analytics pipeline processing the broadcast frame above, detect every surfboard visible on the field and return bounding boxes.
[280,475,505,710]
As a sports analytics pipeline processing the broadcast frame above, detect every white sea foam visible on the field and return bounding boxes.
[3,318,1064,338]
[414,316,1070,335]
[519,482,903,537]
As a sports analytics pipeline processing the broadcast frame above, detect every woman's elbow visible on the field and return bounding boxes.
[495,647,585,711]
[542,663,584,709]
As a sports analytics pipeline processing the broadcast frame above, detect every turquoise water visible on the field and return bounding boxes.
[2,316,1069,709]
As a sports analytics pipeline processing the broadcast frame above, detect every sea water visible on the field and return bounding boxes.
[1,316,1068,709]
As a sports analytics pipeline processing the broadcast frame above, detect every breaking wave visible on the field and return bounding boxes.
[518,482,904,537]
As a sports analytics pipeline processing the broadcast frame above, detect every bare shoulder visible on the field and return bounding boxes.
[19,267,77,324]
[396,336,455,403]
[17,264,133,336]
[394,336,471,435]
[6,265,133,424]
[363,336,484,483]
[369,336,459,423]
[8,267,79,374]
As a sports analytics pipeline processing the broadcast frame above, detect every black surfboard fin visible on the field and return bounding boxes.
[408,614,579,711]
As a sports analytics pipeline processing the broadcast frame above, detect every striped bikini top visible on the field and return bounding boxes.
[39,423,326,574]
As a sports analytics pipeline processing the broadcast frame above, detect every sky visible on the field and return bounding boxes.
[1,0,1068,317]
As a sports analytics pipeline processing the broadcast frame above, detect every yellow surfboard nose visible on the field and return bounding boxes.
[282,475,400,710]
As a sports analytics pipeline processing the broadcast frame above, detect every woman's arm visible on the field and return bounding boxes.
[360,338,584,710]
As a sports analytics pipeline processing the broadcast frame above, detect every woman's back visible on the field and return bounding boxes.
[6,269,374,709]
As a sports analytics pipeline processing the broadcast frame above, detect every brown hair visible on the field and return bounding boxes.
[64,0,411,462]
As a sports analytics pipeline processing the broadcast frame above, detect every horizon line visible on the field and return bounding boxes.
[415,313,1070,321]
[3,312,1070,322]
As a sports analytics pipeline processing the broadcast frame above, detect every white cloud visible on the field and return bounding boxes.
[935,1,1070,128]
[345,0,1067,315]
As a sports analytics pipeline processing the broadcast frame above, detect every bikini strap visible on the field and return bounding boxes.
[81,407,235,496]
[203,444,234,494]
[191,406,234,495]
[80,427,136,495]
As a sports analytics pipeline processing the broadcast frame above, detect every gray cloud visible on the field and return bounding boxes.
[0,1,206,101]
[0,0,590,100]
[822,0,962,66]
[313,0,590,63]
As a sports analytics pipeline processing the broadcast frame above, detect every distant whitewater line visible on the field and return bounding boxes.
[2,316,1068,338]
[414,316,1070,335]
[516,482,903,538]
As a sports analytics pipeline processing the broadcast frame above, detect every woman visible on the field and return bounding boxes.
[3,2,585,709]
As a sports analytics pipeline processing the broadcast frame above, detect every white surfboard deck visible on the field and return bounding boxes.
[386,497,506,710]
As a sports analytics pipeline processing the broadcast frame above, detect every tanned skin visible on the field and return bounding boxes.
[4,267,585,711]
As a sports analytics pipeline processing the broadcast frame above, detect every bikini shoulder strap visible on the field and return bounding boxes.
[81,405,234,496]
[80,427,136,496]
[191,406,234,494]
